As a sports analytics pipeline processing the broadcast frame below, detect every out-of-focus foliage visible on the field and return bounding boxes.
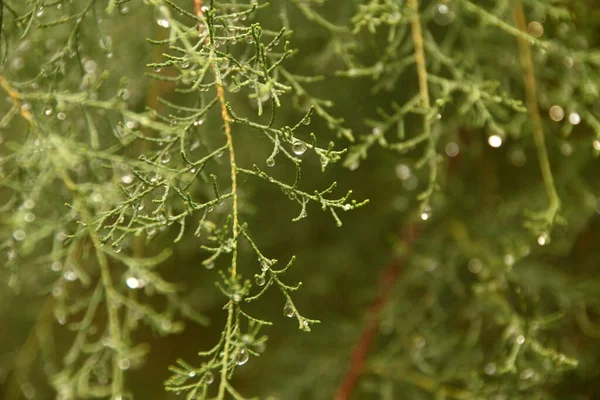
[1,0,599,399]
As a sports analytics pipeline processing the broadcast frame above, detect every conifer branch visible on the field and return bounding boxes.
[193,1,238,398]
[407,0,437,212]
[511,0,560,232]
[0,77,125,398]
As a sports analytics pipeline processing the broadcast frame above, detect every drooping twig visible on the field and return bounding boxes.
[193,2,239,398]
[511,0,560,229]
[334,224,421,400]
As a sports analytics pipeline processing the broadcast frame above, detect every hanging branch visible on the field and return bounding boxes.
[511,0,561,236]
[334,224,421,400]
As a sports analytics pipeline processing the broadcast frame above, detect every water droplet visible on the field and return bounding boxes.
[560,142,573,156]
[433,3,453,25]
[348,161,359,171]
[57,112,66,120]
[484,362,497,376]
[292,141,307,155]
[232,293,242,302]
[343,204,351,211]
[445,142,459,157]
[118,358,131,370]
[537,232,548,246]
[161,153,171,164]
[420,205,431,221]
[126,275,140,289]
[549,105,564,121]
[488,135,503,148]
[112,244,122,253]
[200,5,209,13]
[236,349,249,365]
[23,199,35,209]
[180,59,190,69]
[568,112,581,125]
[155,5,171,28]
[527,21,544,37]
[266,158,275,167]
[395,164,411,180]
[121,174,133,184]
[84,60,97,74]
[372,126,382,136]
[13,230,26,241]
[51,261,63,272]
[468,258,482,274]
[193,118,204,126]
[203,371,214,385]
[594,140,600,151]
[205,260,215,270]
[153,66,162,73]
[564,56,574,68]
[23,212,35,222]
[44,107,53,116]
[36,7,44,17]
[260,258,271,271]
[516,335,525,344]
[504,254,515,266]
[302,117,311,125]
[255,275,265,286]
[188,371,196,377]
[283,302,294,318]
[64,270,77,281]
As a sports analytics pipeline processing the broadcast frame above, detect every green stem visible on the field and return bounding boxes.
[407,0,437,204]
[511,0,560,223]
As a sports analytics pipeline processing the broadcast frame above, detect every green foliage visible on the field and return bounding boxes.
[1,0,600,399]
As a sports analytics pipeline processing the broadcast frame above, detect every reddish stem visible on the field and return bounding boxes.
[334,224,421,400]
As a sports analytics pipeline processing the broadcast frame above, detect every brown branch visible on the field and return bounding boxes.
[334,224,421,400]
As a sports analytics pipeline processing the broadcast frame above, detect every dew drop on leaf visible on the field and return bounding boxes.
[283,302,294,318]
[203,371,214,385]
[292,141,307,155]
[236,349,249,366]
[155,5,170,28]
[537,232,548,246]
[484,362,497,376]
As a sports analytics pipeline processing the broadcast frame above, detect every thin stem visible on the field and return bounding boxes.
[511,0,560,223]
[407,0,437,204]
[193,2,238,398]
[408,0,430,109]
